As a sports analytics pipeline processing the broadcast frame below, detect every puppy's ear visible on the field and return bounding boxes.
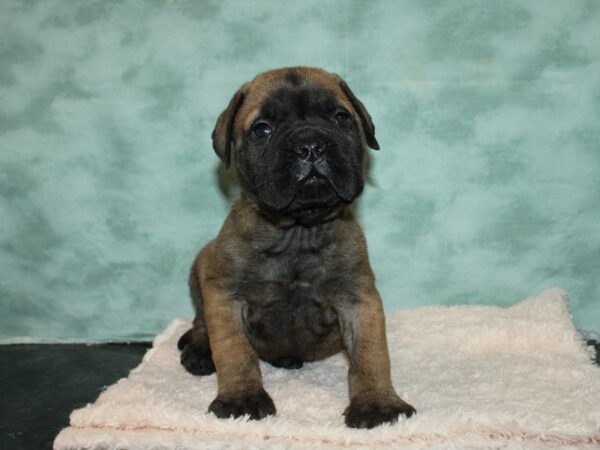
[211,85,247,167]
[339,81,380,150]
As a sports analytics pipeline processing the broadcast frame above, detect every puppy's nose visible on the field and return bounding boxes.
[293,139,326,160]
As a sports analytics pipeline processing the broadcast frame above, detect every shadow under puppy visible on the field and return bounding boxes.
[178,67,416,429]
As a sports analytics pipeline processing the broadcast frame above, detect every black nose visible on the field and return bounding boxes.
[293,139,326,160]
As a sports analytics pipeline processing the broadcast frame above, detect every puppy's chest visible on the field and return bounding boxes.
[235,247,336,308]
[230,228,354,342]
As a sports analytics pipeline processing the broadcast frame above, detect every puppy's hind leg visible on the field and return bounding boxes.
[178,260,215,376]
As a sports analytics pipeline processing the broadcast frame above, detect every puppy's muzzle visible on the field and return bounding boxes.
[289,129,332,182]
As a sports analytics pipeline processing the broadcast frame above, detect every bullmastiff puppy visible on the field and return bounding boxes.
[178,67,416,428]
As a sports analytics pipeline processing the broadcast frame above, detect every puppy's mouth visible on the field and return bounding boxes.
[286,182,344,225]
[247,156,361,225]
[290,173,336,208]
[301,173,327,187]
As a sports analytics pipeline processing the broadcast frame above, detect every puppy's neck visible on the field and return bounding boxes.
[224,194,351,253]
[236,192,347,229]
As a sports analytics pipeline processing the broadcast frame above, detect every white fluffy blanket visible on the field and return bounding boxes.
[54,288,600,449]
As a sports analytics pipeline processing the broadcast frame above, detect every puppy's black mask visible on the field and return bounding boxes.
[212,70,379,226]
[238,84,365,224]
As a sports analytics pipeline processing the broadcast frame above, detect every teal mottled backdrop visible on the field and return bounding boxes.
[1,0,599,341]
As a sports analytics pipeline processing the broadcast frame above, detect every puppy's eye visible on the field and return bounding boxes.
[334,111,352,127]
[251,122,272,140]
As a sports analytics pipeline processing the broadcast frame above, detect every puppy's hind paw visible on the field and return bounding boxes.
[180,343,216,376]
[265,356,304,369]
[177,329,193,350]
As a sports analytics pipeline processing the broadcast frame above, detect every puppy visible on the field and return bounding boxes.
[178,67,416,429]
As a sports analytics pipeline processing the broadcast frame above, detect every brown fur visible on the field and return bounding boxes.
[180,67,415,428]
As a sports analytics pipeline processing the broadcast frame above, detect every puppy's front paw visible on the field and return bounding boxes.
[344,397,416,429]
[209,389,276,420]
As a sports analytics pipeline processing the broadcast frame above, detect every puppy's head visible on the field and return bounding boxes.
[212,67,379,224]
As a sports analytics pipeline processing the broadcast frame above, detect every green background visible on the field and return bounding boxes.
[1,0,599,342]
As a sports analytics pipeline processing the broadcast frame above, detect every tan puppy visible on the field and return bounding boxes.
[178,67,416,428]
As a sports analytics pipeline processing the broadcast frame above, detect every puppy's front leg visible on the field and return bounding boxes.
[203,280,275,420]
[337,286,416,428]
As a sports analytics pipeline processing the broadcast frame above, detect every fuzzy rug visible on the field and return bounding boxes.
[54,288,600,449]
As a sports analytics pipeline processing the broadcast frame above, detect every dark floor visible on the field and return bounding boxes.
[0,340,598,450]
[0,343,150,450]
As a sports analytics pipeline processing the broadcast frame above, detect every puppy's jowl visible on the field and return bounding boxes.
[178,67,416,429]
